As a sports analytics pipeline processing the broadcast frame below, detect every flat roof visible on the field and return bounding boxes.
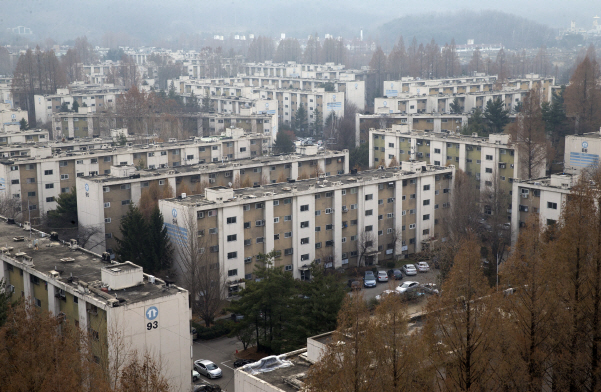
[81,150,346,183]
[0,222,182,305]
[247,352,311,392]
[166,164,452,208]
[370,128,512,147]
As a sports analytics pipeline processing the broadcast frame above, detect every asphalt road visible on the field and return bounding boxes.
[192,335,243,392]
[350,267,441,305]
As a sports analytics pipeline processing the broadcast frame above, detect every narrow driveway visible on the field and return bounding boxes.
[193,336,243,392]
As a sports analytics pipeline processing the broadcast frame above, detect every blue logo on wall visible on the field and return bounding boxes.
[583,141,589,149]
[146,306,158,320]
[84,184,89,192]
[172,209,177,218]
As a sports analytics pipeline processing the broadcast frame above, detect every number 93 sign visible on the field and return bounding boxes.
[146,306,159,330]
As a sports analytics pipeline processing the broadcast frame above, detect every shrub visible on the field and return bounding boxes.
[193,320,234,340]
[386,261,396,268]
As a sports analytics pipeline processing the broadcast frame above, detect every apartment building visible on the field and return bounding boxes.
[0,102,28,130]
[0,77,14,108]
[374,89,527,116]
[0,129,271,220]
[243,62,370,81]
[35,85,125,124]
[510,173,577,244]
[77,148,349,254]
[369,126,541,195]
[0,129,49,145]
[173,78,344,131]
[0,223,191,390]
[383,74,555,102]
[357,113,468,145]
[564,132,601,175]
[159,162,454,284]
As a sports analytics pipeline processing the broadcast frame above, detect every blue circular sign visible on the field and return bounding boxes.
[583,141,589,149]
[146,306,158,320]
[172,208,177,218]
[84,184,89,192]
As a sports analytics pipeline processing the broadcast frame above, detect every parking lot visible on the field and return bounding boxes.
[349,266,440,313]
[192,335,243,392]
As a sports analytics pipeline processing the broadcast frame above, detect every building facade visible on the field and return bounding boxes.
[159,162,454,283]
[77,148,349,254]
[564,132,601,175]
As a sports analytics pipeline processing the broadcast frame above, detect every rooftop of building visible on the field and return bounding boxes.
[81,149,347,183]
[370,127,513,147]
[0,221,183,305]
[165,162,453,208]
[565,132,601,140]
[517,173,578,191]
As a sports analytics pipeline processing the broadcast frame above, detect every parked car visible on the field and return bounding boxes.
[234,359,255,368]
[416,262,430,272]
[193,369,200,382]
[193,381,222,392]
[422,283,440,295]
[194,360,222,379]
[377,270,389,282]
[376,289,399,301]
[396,281,420,294]
[364,271,377,288]
[231,313,244,322]
[402,264,418,276]
[191,327,198,341]
[387,269,403,280]
[348,278,362,291]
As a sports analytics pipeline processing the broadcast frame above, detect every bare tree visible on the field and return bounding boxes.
[357,230,376,267]
[0,193,23,222]
[77,224,106,250]
[173,211,227,326]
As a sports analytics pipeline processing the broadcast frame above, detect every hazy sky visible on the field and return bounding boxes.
[2,0,598,43]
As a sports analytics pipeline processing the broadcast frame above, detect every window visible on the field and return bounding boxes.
[423,199,430,206]
[256,220,265,227]
[410,194,416,199]
[378,214,383,220]
[243,204,250,211]
[76,160,83,165]
[29,205,37,210]
[285,265,293,271]
[244,239,251,246]
[159,180,165,185]
[315,210,321,216]
[10,165,18,171]
[104,202,110,208]
[301,254,310,261]
[365,225,373,232]
[423,229,430,235]
[44,170,53,175]
[60,174,69,180]
[365,209,373,216]
[301,237,310,244]
[300,221,309,228]
[210,246,219,253]
[26,178,35,184]
[315,226,321,232]
[410,209,415,214]
[387,228,393,234]
[120,184,130,190]
[285,248,294,256]
[273,200,280,206]
[209,227,218,234]
[274,217,280,223]
[409,224,416,229]
[423,214,430,220]
[256,237,264,243]
[365,194,373,200]
[255,203,264,209]
[27,191,36,197]
[325,208,332,214]
[46,197,55,202]
[227,234,237,242]
[325,192,333,197]
[285,232,292,238]
[350,204,357,210]
[547,202,558,210]
[423,184,430,191]
[350,219,358,226]
[300,204,309,212]
[45,184,54,189]
[284,198,292,204]
[486,155,493,161]
[228,269,238,277]
[244,222,251,229]
[326,224,333,230]
[387,213,394,218]
[121,200,131,205]
[104,156,112,162]
[284,215,292,221]
[227,217,237,224]
[378,199,384,205]
[485,168,493,173]
[434,148,441,154]
[227,252,237,259]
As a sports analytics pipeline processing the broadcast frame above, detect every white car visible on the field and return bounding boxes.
[416,262,430,272]
[402,264,418,276]
[377,270,389,282]
[192,369,200,382]
[396,281,420,294]
[194,359,222,379]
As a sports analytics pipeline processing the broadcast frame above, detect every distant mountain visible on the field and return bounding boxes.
[377,10,558,49]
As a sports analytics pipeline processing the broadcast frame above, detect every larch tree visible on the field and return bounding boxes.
[564,54,601,135]
[369,46,387,97]
[507,89,550,179]
[424,237,500,392]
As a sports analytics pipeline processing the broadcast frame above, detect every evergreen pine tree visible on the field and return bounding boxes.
[115,205,148,268]
[145,207,174,277]
[19,118,28,130]
[72,100,79,112]
[484,98,510,134]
